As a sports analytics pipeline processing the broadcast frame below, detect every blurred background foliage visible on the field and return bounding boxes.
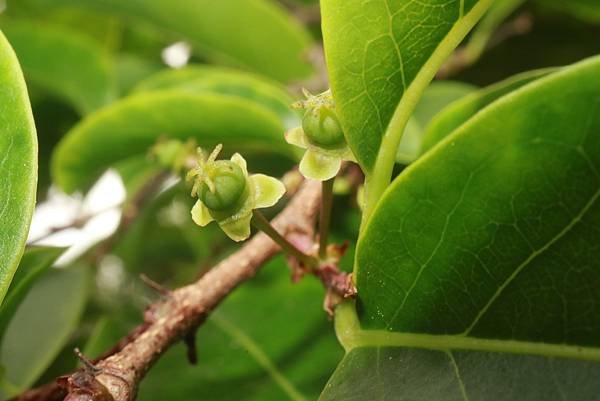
[0,0,599,399]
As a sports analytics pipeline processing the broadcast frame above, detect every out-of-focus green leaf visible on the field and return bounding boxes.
[323,57,600,399]
[115,54,163,95]
[396,81,476,164]
[0,29,37,306]
[0,247,63,343]
[24,0,314,82]
[1,20,115,114]
[52,91,295,193]
[134,66,299,128]
[537,0,600,23]
[0,267,89,395]
[455,0,526,70]
[422,68,555,153]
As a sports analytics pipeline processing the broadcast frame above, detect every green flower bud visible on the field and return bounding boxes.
[286,89,356,181]
[302,107,345,149]
[198,161,247,211]
[189,145,286,242]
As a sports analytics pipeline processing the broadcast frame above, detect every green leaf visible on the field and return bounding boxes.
[396,81,476,164]
[0,29,37,306]
[114,54,163,95]
[134,66,299,128]
[0,266,89,395]
[422,67,555,153]
[321,0,493,184]
[51,91,294,193]
[445,0,526,73]
[537,0,600,23]
[1,20,116,114]
[24,0,314,81]
[0,247,63,344]
[325,56,600,398]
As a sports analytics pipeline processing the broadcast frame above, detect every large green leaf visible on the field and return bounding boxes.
[0,29,37,306]
[422,68,555,153]
[0,266,89,396]
[323,56,600,399]
[0,247,63,344]
[23,0,313,82]
[134,66,299,128]
[321,0,493,189]
[51,91,294,193]
[1,20,115,114]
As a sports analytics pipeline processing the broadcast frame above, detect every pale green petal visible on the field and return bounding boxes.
[230,152,248,176]
[251,174,286,209]
[284,127,308,148]
[191,200,213,226]
[299,149,341,181]
[340,146,357,162]
[219,213,252,242]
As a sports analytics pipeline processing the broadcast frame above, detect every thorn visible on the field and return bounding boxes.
[74,348,102,376]
[140,274,171,297]
[183,330,198,365]
[322,290,336,319]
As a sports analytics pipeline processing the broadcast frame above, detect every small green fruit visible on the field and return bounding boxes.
[199,161,247,211]
[302,107,345,149]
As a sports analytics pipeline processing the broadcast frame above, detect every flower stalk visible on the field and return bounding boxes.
[319,178,334,259]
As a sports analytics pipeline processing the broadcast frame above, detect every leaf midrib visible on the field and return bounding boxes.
[361,0,494,224]
[334,303,600,361]
[212,313,307,401]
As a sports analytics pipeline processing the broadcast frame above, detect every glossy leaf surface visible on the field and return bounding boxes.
[422,68,554,153]
[52,91,293,193]
[324,57,600,399]
[0,30,37,306]
[321,0,493,172]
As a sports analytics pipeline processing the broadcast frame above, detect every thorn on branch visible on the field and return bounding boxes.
[183,329,199,365]
[74,348,102,376]
[57,349,113,401]
[140,274,172,297]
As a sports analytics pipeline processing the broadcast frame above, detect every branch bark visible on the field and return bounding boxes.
[94,179,321,401]
[20,179,322,401]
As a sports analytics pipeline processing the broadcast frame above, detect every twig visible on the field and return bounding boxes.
[45,179,322,401]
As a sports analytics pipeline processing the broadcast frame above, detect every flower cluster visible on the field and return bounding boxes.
[187,144,285,242]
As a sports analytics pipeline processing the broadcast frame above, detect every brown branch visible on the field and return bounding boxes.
[13,179,322,401]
